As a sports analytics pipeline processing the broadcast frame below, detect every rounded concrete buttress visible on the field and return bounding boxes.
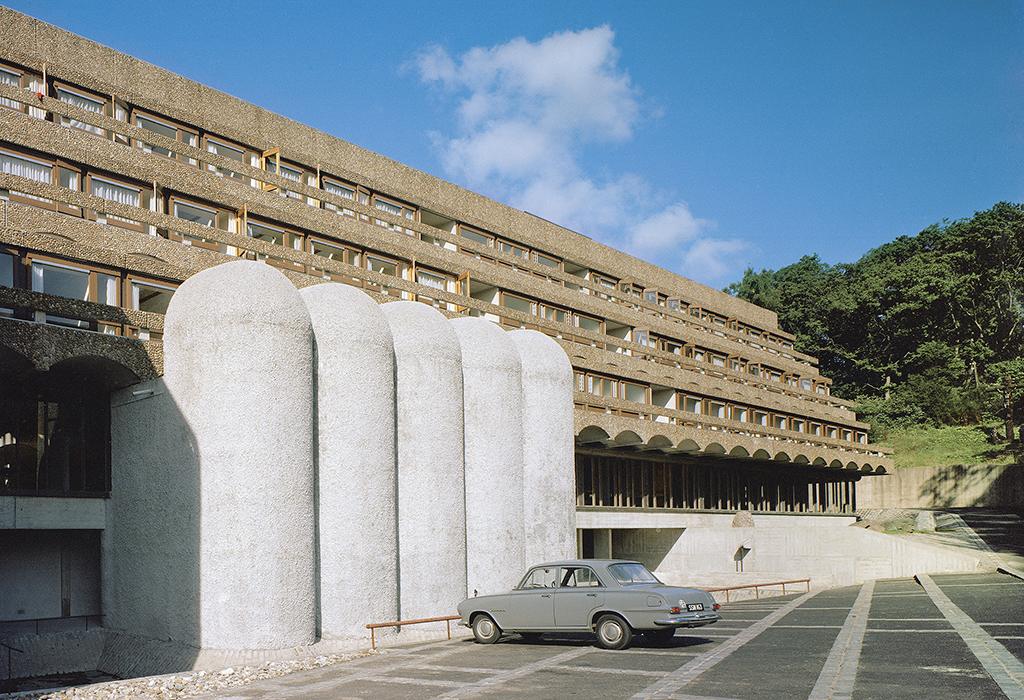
[508,330,577,564]
[300,283,398,640]
[450,317,525,596]
[164,260,316,649]
[380,301,467,620]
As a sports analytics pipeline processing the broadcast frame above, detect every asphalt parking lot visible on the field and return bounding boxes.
[210,571,1024,700]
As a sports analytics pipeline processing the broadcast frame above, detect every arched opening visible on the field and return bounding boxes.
[1,351,138,496]
[577,426,611,446]
[729,446,750,458]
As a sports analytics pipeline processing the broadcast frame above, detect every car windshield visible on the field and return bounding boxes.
[608,563,661,585]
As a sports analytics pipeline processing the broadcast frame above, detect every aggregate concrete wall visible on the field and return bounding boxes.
[300,283,398,640]
[450,317,525,596]
[509,330,576,564]
[381,302,467,619]
[163,260,316,649]
[107,378,199,648]
[857,464,1024,509]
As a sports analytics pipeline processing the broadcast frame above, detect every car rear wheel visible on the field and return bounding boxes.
[595,614,632,650]
[472,614,501,644]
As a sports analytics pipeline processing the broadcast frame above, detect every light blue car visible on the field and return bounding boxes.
[457,559,720,649]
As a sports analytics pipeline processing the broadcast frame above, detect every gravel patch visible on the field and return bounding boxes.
[21,651,377,700]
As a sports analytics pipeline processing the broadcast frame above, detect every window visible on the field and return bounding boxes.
[537,304,566,323]
[826,426,838,439]
[560,567,601,588]
[205,137,247,180]
[134,111,197,163]
[500,292,533,315]
[31,260,89,328]
[666,298,682,312]
[173,200,216,228]
[709,402,727,419]
[459,225,493,247]
[710,354,726,368]
[586,375,618,399]
[0,149,52,206]
[374,195,415,221]
[575,313,603,334]
[800,378,813,392]
[733,406,749,423]
[247,220,300,250]
[323,178,355,200]
[841,429,853,442]
[683,396,702,414]
[89,175,142,230]
[56,85,106,136]
[518,567,558,589]
[498,240,527,259]
[623,382,647,404]
[535,252,561,269]
[416,269,449,292]
[366,255,399,277]
[792,419,805,433]
[0,65,22,110]
[310,239,357,265]
[0,251,12,317]
[131,279,175,314]
[754,411,768,427]
[607,563,660,585]
[772,415,787,430]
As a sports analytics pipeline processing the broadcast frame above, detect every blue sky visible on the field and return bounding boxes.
[9,1,1022,286]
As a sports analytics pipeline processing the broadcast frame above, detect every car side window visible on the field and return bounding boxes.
[559,566,602,588]
[519,567,559,589]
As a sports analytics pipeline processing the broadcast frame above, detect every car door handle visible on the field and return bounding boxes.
[541,594,551,598]
[586,593,597,597]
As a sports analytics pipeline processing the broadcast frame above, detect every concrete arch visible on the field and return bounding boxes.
[830,459,845,469]
[164,260,316,649]
[860,464,874,473]
[46,354,141,391]
[382,301,467,620]
[774,451,792,462]
[578,426,612,445]
[677,438,701,452]
[752,449,772,460]
[509,329,576,564]
[846,461,860,470]
[450,317,525,596]
[793,454,810,465]
[613,430,644,447]
[300,283,397,640]
[705,442,727,455]
[812,457,828,466]
[875,466,888,474]
[646,435,674,451]
[729,446,751,458]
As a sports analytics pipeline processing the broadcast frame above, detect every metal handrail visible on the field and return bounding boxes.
[703,578,810,603]
[365,614,461,650]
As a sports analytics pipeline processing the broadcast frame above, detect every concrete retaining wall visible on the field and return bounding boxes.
[0,629,103,680]
[858,464,1024,509]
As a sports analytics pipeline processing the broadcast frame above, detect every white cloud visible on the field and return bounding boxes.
[412,27,751,286]
[681,238,752,282]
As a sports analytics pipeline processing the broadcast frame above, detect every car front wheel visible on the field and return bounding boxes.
[472,614,502,644]
[595,614,632,650]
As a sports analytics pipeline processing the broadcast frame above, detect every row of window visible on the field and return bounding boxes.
[574,370,866,445]
[0,249,175,338]
[0,138,834,402]
[0,59,804,360]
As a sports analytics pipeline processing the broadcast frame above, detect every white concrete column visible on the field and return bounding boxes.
[450,317,525,595]
[300,283,397,640]
[508,330,576,564]
[164,260,316,649]
[381,302,466,619]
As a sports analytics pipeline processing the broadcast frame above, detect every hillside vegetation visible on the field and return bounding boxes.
[727,202,1024,464]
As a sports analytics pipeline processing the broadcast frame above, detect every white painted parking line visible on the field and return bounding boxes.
[868,617,945,621]
[918,573,1024,700]
[438,646,592,698]
[994,637,1024,641]
[774,625,842,630]
[361,674,464,688]
[808,580,873,700]
[550,664,664,677]
[937,582,1024,588]
[865,629,957,633]
[630,590,819,699]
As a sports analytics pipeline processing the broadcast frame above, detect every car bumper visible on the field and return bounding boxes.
[653,611,721,628]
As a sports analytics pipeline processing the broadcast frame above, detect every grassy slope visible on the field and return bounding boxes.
[879,423,1020,468]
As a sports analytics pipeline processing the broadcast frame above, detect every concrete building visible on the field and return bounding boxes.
[0,6,896,671]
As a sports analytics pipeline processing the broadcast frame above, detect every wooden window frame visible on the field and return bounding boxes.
[499,290,535,316]
[27,254,122,315]
[131,108,198,165]
[127,274,177,314]
[202,135,249,181]
[246,216,303,252]
[85,172,145,232]
[365,252,404,278]
[53,81,109,136]
[458,224,495,248]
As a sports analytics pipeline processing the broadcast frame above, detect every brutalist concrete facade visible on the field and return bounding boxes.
[0,6,891,664]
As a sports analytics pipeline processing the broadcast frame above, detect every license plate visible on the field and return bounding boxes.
[686,603,704,611]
